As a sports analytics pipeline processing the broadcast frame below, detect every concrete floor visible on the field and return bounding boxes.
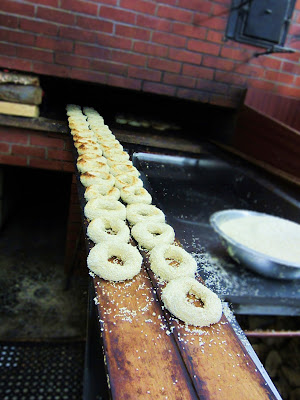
[0,165,88,340]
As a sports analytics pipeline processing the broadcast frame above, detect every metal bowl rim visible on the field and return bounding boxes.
[210,209,300,269]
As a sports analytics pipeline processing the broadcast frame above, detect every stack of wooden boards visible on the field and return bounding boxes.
[0,71,42,118]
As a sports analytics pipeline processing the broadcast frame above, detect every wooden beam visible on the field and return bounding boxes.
[0,71,40,86]
[0,101,39,118]
[0,85,43,105]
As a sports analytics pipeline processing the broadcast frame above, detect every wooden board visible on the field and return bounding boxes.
[0,71,40,86]
[74,156,280,400]
[232,105,300,180]
[0,101,39,118]
[0,85,43,105]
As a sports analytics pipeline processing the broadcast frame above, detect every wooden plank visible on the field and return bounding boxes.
[92,270,198,400]
[245,88,300,132]
[0,85,43,105]
[0,71,40,86]
[74,158,280,400]
[233,105,300,180]
[0,101,39,118]
[211,140,300,187]
[0,114,68,133]
[141,252,278,400]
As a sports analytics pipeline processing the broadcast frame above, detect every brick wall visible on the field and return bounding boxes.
[0,126,86,273]
[0,0,299,108]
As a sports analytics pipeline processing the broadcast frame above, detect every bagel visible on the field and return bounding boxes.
[87,242,142,281]
[161,277,222,327]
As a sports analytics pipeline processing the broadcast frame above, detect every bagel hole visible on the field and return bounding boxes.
[166,258,180,268]
[108,256,124,265]
[186,292,204,308]
[105,228,117,236]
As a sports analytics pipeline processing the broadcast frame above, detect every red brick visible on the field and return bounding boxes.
[136,15,171,32]
[61,0,98,15]
[182,64,214,80]
[273,48,299,62]
[164,73,196,88]
[70,68,108,85]
[0,43,16,56]
[215,71,247,86]
[209,94,238,108]
[296,0,300,10]
[120,0,156,14]
[0,55,32,71]
[157,5,193,23]
[96,33,132,51]
[128,66,161,81]
[0,13,19,28]
[30,135,65,149]
[178,0,212,13]
[0,154,27,166]
[133,42,168,57]
[32,62,71,78]
[74,43,110,59]
[0,28,35,46]
[157,0,177,4]
[148,57,181,73]
[168,48,202,64]
[212,3,229,15]
[172,23,206,39]
[194,14,226,30]
[48,149,73,161]
[55,53,90,69]
[59,26,97,43]
[100,6,136,24]
[36,7,76,25]
[29,158,64,171]
[16,47,53,63]
[206,30,224,43]
[143,81,176,96]
[107,75,141,90]
[1,0,34,16]
[12,145,45,158]
[36,36,73,53]
[283,61,300,75]
[196,79,228,94]
[0,143,10,153]
[221,46,251,61]
[152,31,186,48]
[188,39,220,55]
[294,76,300,86]
[115,24,150,41]
[30,0,59,6]
[91,59,127,76]
[176,88,209,102]
[20,18,58,36]
[234,63,265,78]
[62,160,75,172]
[111,50,146,67]
[247,79,276,91]
[251,56,282,70]
[77,16,113,33]
[0,128,29,144]
[88,0,117,4]
[202,55,234,71]
[265,71,295,85]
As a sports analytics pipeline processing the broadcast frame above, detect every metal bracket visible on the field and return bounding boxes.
[254,45,296,57]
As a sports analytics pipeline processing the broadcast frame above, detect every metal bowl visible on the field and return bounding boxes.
[210,209,300,280]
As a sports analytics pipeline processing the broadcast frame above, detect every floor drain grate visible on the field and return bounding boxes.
[0,341,85,400]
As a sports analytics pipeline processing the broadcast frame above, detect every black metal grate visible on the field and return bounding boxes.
[0,341,85,400]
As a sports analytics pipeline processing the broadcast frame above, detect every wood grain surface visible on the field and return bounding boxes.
[86,232,279,400]
[73,138,280,400]
[0,101,39,118]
